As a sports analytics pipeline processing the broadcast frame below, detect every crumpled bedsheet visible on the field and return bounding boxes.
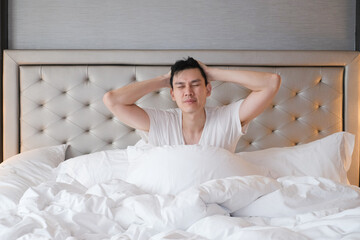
[1,175,360,240]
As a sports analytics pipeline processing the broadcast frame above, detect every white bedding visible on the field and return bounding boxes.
[1,175,360,240]
[0,132,359,239]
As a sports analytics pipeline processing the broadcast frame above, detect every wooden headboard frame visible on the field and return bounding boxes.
[2,50,360,186]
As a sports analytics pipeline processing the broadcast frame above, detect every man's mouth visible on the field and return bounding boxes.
[184,99,196,103]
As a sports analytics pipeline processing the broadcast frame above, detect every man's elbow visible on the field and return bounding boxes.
[103,91,116,108]
[269,73,281,93]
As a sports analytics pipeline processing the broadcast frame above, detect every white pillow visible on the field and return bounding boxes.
[237,132,355,184]
[56,149,129,188]
[126,145,269,195]
[0,145,67,211]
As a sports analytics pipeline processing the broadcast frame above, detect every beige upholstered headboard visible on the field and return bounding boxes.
[3,50,360,186]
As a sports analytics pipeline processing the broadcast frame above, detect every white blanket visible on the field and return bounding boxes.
[1,175,360,240]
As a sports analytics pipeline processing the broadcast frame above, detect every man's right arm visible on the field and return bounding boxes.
[103,73,170,131]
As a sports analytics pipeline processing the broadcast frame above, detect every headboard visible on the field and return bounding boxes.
[3,50,360,186]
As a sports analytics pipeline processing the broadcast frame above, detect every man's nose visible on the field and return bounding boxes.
[184,86,194,96]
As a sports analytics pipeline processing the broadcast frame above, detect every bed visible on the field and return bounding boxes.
[1,50,360,239]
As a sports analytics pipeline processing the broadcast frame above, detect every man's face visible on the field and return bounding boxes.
[170,68,211,114]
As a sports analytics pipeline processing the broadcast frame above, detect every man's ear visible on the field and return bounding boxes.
[170,88,176,101]
[206,83,212,97]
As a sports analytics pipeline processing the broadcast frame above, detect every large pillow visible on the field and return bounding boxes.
[0,145,67,211]
[237,132,355,184]
[126,145,269,195]
[56,149,129,188]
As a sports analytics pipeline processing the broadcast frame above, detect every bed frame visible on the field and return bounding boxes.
[3,50,360,186]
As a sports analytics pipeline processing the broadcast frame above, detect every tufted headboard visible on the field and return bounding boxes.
[3,50,360,186]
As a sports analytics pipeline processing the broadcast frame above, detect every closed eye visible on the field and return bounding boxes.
[191,79,201,86]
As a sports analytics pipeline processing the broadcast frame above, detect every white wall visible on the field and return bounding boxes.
[9,0,356,50]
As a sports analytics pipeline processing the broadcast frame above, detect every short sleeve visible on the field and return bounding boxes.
[200,99,249,152]
[227,99,250,135]
[238,100,251,134]
[141,108,161,145]
[140,107,183,146]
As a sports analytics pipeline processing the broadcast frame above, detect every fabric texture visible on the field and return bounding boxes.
[56,149,129,188]
[237,132,355,184]
[3,174,360,239]
[126,144,268,195]
[141,100,248,153]
[232,176,360,218]
[0,145,67,211]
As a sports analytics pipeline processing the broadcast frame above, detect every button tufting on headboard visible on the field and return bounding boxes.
[3,50,359,185]
[19,65,344,157]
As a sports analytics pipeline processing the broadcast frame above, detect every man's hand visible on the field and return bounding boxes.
[162,71,171,88]
[197,60,216,82]
[197,59,281,127]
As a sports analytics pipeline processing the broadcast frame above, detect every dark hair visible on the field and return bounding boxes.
[170,57,208,89]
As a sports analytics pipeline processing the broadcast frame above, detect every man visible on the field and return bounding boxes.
[103,57,281,152]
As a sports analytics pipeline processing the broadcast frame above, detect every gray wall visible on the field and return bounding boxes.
[8,0,356,50]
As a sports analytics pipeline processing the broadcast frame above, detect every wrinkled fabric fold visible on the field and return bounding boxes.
[1,175,360,239]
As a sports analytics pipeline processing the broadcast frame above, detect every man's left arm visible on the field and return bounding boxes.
[199,62,281,126]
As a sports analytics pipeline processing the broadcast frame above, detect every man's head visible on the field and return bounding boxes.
[170,57,211,114]
[170,57,208,89]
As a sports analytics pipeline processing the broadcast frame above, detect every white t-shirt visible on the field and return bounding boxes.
[141,100,248,153]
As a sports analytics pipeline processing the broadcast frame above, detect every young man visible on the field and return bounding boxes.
[103,57,281,152]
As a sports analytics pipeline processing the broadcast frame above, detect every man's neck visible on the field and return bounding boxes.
[182,109,206,144]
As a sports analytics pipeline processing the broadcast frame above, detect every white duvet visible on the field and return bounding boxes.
[1,174,360,240]
[1,135,359,240]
